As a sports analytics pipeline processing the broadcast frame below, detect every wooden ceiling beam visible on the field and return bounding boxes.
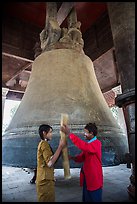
[2,52,34,63]
[2,15,41,60]
[57,2,75,26]
[6,63,32,86]
[83,11,113,61]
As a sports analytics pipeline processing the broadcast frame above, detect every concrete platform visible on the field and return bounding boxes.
[2,164,135,202]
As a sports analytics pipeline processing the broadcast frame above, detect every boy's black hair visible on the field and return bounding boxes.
[39,124,53,140]
[84,123,98,136]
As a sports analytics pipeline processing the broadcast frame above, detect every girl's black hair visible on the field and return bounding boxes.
[39,124,53,140]
[84,123,98,136]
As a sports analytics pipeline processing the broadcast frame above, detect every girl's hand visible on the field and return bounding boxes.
[59,139,66,149]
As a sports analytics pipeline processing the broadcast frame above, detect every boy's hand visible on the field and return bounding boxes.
[60,124,70,135]
[68,155,75,161]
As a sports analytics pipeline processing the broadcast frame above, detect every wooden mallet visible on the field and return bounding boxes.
[60,113,71,179]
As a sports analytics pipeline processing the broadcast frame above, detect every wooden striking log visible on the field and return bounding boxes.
[60,113,71,179]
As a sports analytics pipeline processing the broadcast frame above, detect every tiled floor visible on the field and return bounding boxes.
[2,164,135,202]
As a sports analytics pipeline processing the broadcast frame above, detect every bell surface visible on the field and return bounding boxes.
[2,49,128,168]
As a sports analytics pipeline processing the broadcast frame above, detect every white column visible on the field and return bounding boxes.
[2,88,9,121]
[112,85,127,136]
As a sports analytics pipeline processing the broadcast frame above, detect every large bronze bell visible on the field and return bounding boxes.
[2,47,128,168]
[2,3,128,168]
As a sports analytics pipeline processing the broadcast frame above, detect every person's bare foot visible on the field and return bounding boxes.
[30,177,36,184]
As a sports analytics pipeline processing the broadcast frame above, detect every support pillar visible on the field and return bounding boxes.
[107,2,135,200]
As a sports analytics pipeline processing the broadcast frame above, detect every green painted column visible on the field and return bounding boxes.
[107,2,135,200]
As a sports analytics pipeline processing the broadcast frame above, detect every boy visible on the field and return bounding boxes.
[61,123,103,202]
